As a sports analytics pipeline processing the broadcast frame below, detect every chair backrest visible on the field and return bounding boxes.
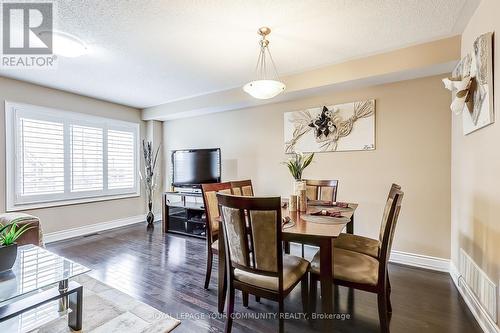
[230,179,254,196]
[217,193,283,289]
[305,179,339,202]
[378,187,404,283]
[201,182,233,238]
[378,183,402,242]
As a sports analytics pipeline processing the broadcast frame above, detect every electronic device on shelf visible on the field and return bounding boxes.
[171,148,221,189]
[163,148,221,239]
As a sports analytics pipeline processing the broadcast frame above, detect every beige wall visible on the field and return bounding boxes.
[452,0,500,323]
[0,77,147,233]
[164,75,451,258]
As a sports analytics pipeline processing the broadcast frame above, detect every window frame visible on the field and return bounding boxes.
[5,101,141,211]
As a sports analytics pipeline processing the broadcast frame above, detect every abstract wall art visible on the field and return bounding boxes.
[443,32,494,135]
[284,99,375,153]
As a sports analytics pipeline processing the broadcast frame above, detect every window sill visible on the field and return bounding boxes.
[6,192,141,212]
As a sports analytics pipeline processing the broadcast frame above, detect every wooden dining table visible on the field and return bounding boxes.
[217,202,358,332]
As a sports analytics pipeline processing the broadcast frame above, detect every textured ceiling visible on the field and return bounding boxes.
[0,0,478,108]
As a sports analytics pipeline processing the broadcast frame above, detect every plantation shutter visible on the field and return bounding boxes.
[70,125,104,192]
[18,118,65,196]
[108,129,135,189]
[6,102,140,211]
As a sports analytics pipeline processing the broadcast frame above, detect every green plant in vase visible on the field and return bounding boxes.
[283,152,314,194]
[0,222,34,272]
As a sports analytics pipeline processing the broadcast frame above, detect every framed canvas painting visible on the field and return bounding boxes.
[454,32,495,135]
[284,99,375,153]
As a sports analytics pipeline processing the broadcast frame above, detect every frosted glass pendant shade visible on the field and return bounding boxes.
[243,79,286,99]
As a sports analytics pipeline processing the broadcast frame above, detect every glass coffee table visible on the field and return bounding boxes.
[0,245,89,332]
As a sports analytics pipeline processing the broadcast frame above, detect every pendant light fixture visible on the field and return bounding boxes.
[243,27,286,100]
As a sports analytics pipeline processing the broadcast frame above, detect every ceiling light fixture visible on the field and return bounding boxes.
[243,27,285,100]
[39,31,88,58]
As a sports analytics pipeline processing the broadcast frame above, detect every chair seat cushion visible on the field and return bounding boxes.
[310,248,379,286]
[234,255,309,291]
[334,233,380,258]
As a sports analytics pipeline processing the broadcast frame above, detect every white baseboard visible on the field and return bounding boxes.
[44,214,155,243]
[302,245,450,273]
[389,250,450,272]
[450,263,500,333]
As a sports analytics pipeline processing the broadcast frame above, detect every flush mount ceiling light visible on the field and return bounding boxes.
[243,27,285,100]
[39,31,88,58]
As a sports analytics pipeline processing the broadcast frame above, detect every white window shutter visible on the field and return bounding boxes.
[6,102,140,210]
[70,125,104,192]
[108,129,135,189]
[18,118,65,196]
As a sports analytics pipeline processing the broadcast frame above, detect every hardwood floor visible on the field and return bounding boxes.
[48,222,482,333]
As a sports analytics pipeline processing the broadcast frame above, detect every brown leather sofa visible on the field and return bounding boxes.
[0,213,43,247]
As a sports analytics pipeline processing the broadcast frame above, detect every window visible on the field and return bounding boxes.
[5,102,140,211]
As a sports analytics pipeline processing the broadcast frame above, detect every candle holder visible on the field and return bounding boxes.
[289,195,298,211]
[299,190,307,212]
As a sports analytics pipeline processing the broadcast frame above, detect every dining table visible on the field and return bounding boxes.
[217,201,358,332]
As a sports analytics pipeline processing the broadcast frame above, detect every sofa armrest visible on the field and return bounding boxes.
[0,213,43,247]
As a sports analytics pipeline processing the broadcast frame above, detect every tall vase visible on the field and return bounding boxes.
[293,180,306,195]
[146,202,154,229]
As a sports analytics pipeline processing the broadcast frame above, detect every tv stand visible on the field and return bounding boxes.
[175,187,202,194]
[162,191,207,239]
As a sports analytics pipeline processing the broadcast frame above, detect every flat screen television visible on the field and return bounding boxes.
[172,148,221,188]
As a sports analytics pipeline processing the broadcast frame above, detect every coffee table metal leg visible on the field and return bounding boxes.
[58,279,68,312]
[68,286,83,330]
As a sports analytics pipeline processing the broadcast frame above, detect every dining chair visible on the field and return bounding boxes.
[217,193,310,333]
[333,183,401,258]
[291,179,339,257]
[230,179,254,196]
[309,188,404,333]
[201,182,233,289]
[305,179,339,202]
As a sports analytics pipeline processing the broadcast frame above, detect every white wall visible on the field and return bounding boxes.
[164,75,451,259]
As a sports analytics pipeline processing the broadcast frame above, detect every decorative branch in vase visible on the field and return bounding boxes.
[283,152,314,194]
[140,140,161,229]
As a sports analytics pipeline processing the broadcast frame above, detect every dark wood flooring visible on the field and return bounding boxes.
[48,222,482,333]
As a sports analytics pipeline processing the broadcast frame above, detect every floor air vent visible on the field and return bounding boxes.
[459,249,497,323]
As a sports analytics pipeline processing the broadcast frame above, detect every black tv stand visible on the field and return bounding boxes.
[162,191,207,239]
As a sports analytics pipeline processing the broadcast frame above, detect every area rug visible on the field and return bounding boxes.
[31,274,180,333]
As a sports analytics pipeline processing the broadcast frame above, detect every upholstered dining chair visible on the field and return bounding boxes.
[230,179,254,196]
[309,187,404,333]
[333,183,401,258]
[305,179,339,202]
[217,193,310,333]
[291,179,339,257]
[201,182,233,289]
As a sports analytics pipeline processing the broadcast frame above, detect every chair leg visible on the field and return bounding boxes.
[387,276,392,314]
[242,291,249,308]
[309,273,317,315]
[301,244,305,258]
[278,298,285,333]
[334,285,340,312]
[284,241,290,254]
[377,292,390,333]
[255,296,260,303]
[301,274,309,315]
[347,287,354,315]
[225,285,235,333]
[204,250,213,289]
